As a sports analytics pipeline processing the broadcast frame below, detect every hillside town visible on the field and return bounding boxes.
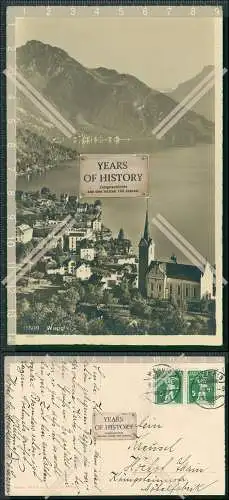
[16,188,215,336]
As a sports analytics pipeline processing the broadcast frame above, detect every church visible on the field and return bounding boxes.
[138,211,214,304]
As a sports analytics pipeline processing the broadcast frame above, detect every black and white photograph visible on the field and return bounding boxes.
[6,5,223,344]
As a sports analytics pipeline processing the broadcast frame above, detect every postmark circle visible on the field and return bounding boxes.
[190,369,225,409]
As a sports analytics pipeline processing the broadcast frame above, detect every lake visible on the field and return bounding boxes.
[17,144,215,264]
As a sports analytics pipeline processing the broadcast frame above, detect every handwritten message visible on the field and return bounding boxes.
[5,358,104,496]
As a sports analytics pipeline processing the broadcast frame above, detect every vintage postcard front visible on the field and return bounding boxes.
[5,355,225,496]
[6,5,224,345]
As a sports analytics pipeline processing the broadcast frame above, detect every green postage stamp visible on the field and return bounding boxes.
[187,369,216,404]
[155,368,183,404]
[154,367,219,406]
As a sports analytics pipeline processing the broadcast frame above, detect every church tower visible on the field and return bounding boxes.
[138,210,155,297]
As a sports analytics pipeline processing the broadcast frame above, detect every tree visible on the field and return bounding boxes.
[96,244,107,260]
[200,296,209,313]
[118,280,131,305]
[88,318,105,334]
[53,242,65,265]
[71,313,88,334]
[18,298,30,314]
[16,243,26,262]
[41,186,51,197]
[50,192,57,201]
[188,319,203,334]
[26,301,48,326]
[181,299,188,313]
[162,309,188,335]
[103,290,118,305]
[50,294,61,306]
[105,312,130,335]
[94,200,102,214]
[131,298,151,319]
[170,294,178,309]
[49,305,67,326]
[63,287,80,314]
[188,300,201,313]
[86,284,103,304]
[170,253,177,263]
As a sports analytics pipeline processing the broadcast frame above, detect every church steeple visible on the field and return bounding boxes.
[138,205,155,297]
[143,210,150,242]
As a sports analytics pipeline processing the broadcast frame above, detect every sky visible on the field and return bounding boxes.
[14,9,217,91]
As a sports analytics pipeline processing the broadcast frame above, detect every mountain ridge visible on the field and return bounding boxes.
[16,40,214,150]
[168,65,215,122]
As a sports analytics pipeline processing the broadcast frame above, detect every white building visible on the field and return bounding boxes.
[80,247,95,262]
[76,203,88,213]
[117,256,136,265]
[16,224,33,244]
[68,228,95,251]
[101,271,123,290]
[75,263,92,281]
[99,228,112,241]
[33,221,44,229]
[92,218,102,232]
[67,260,92,280]
[47,220,62,226]
[46,266,66,276]
[86,218,102,232]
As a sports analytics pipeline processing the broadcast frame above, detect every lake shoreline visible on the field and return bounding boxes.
[16,144,215,264]
[16,141,214,180]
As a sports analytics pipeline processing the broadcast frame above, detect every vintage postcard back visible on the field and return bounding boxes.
[6,5,223,345]
[5,355,225,496]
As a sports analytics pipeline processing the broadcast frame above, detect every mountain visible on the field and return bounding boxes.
[168,66,215,122]
[16,40,214,152]
[16,127,77,176]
